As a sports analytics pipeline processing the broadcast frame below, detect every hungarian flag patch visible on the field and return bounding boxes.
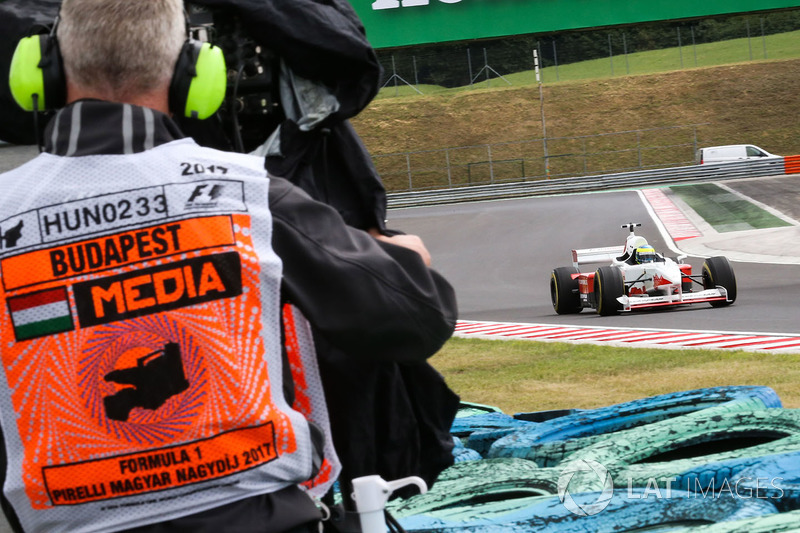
[8,288,74,341]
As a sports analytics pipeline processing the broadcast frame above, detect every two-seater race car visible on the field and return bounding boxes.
[550,223,737,316]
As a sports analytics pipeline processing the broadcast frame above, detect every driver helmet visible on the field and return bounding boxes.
[635,246,657,264]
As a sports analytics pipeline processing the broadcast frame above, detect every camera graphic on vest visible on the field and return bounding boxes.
[0,219,23,249]
[103,342,190,422]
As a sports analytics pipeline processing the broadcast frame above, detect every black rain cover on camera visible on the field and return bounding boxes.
[182,0,388,231]
[188,0,380,119]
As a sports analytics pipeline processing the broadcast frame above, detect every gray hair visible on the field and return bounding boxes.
[58,0,185,99]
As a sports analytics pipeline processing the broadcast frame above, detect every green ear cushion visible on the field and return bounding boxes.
[183,42,226,120]
[9,35,47,111]
[11,35,226,118]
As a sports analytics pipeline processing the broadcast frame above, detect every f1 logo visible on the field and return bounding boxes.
[187,184,224,204]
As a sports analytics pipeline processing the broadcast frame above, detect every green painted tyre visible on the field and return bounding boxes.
[388,458,558,518]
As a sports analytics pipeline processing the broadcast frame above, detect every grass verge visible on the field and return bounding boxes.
[376,29,800,98]
[430,337,800,414]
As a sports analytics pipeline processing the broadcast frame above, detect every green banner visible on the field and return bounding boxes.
[352,0,800,49]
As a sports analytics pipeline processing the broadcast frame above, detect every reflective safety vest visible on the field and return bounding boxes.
[283,304,341,498]
[0,139,333,532]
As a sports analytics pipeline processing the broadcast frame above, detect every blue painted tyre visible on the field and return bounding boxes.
[451,437,482,463]
[451,412,537,456]
[396,489,777,532]
[732,451,800,512]
[451,412,534,438]
[488,386,782,460]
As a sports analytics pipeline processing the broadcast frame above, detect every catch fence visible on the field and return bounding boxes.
[374,125,705,192]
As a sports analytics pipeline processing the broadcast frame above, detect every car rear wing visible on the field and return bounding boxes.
[572,246,624,268]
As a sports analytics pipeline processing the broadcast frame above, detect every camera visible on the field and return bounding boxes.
[184,3,286,152]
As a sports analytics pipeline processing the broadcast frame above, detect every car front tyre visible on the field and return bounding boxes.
[551,266,582,314]
[703,256,737,307]
[595,266,624,316]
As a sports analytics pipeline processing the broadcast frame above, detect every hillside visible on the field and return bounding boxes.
[351,58,800,161]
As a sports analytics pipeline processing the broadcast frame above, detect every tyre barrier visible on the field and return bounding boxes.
[564,407,800,493]
[612,449,800,514]
[452,437,483,463]
[388,458,558,518]
[679,509,800,532]
[394,489,778,532]
[451,411,538,456]
[513,408,583,423]
[525,397,779,468]
[424,388,800,530]
[455,401,504,418]
[488,386,782,461]
[516,432,610,468]
[453,407,590,456]
[733,451,800,512]
[467,428,528,457]
[450,412,535,439]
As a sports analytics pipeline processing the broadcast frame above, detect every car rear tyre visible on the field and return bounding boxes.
[595,266,624,316]
[702,256,736,307]
[550,266,582,314]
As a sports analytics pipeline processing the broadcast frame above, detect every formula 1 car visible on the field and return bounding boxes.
[550,223,736,315]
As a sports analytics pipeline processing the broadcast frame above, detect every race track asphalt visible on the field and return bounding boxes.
[388,187,800,336]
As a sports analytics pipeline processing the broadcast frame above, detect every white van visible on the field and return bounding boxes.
[697,144,780,164]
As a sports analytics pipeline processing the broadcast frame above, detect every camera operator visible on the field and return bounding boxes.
[0,1,456,531]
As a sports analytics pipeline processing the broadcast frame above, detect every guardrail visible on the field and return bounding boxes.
[386,157,792,209]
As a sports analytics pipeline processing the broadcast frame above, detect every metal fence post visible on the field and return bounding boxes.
[536,41,543,83]
[405,153,412,190]
[467,48,473,88]
[636,131,642,168]
[392,55,399,97]
[483,48,489,86]
[445,148,453,188]
[623,33,630,74]
[552,40,559,82]
[608,33,614,76]
[582,138,588,174]
[487,145,495,183]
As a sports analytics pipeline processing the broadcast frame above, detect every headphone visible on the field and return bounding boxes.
[8,16,227,120]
